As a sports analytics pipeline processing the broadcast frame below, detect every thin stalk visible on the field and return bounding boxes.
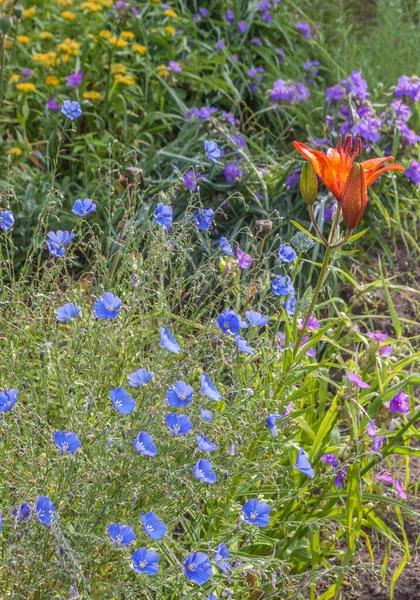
[0,34,7,109]
[309,206,329,246]
[108,184,135,281]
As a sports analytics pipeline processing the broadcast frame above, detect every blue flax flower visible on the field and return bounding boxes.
[214,543,231,573]
[56,303,81,322]
[53,431,81,453]
[134,432,157,456]
[0,210,14,231]
[204,140,221,162]
[128,369,154,388]
[235,336,255,355]
[132,547,159,576]
[46,230,75,257]
[196,434,218,452]
[166,380,194,407]
[200,374,221,401]
[272,275,295,297]
[242,498,270,527]
[154,203,173,226]
[246,310,269,326]
[36,496,56,526]
[108,523,136,546]
[94,292,121,319]
[278,243,297,263]
[165,413,192,435]
[217,310,240,335]
[184,552,212,584]
[110,387,136,414]
[61,100,82,120]
[195,208,215,231]
[219,236,233,256]
[199,406,213,422]
[193,458,216,484]
[160,326,181,354]
[295,448,314,478]
[12,503,31,521]
[0,389,18,412]
[72,198,96,216]
[141,512,167,540]
[283,296,296,316]
[266,414,281,436]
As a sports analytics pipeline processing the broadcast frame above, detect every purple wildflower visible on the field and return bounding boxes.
[295,22,311,38]
[389,391,410,414]
[404,160,420,185]
[348,372,370,389]
[223,163,244,183]
[67,71,83,87]
[238,21,247,34]
[236,248,252,269]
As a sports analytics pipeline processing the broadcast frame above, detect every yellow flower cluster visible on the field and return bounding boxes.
[81,2,102,11]
[163,8,176,18]
[9,74,20,84]
[16,82,36,92]
[99,30,112,39]
[38,31,54,40]
[109,37,126,47]
[165,26,176,35]
[83,90,102,100]
[58,0,73,5]
[45,76,60,86]
[58,38,80,55]
[61,11,76,20]
[156,64,168,77]
[8,147,22,156]
[133,44,147,55]
[17,35,31,44]
[33,52,57,67]
[121,31,134,40]
[115,74,135,86]
[22,7,36,18]
[110,63,127,75]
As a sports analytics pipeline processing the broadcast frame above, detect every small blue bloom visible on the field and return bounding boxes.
[61,100,82,120]
[0,210,14,231]
[278,243,297,263]
[165,413,193,435]
[36,496,56,526]
[217,310,240,335]
[196,434,218,452]
[53,431,81,453]
[94,292,121,319]
[46,230,75,257]
[140,512,167,539]
[235,336,255,355]
[193,458,216,484]
[219,236,233,256]
[108,523,136,546]
[295,448,314,478]
[208,595,218,600]
[134,432,157,456]
[154,203,173,226]
[72,198,96,216]
[245,310,269,326]
[199,406,213,422]
[195,208,215,231]
[160,326,181,354]
[266,414,281,436]
[214,543,231,573]
[242,498,270,527]
[128,369,154,388]
[132,547,160,576]
[0,389,18,412]
[56,303,81,322]
[204,140,221,162]
[166,380,194,407]
[12,503,31,521]
[184,552,212,584]
[272,275,295,297]
[200,374,222,401]
[110,387,136,415]
[283,295,296,316]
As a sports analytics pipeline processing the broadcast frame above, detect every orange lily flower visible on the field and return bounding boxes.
[293,135,404,202]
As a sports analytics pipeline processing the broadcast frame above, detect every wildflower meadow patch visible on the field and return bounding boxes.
[0,1,420,599]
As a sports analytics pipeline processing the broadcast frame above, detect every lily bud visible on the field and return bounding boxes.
[341,162,368,231]
[299,162,318,205]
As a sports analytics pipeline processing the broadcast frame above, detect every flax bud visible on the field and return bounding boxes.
[341,162,368,231]
[299,162,318,205]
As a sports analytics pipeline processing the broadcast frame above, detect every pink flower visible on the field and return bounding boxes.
[348,372,370,388]
[389,391,410,414]
[236,248,252,269]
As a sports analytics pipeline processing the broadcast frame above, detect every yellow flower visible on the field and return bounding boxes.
[151,27,157,32]
[109,37,126,48]
[156,64,167,77]
[5,40,13,49]
[38,31,55,40]
[163,8,176,17]
[99,30,112,39]
[32,52,57,67]
[58,38,80,55]
[83,90,102,100]
[115,74,135,86]
[8,147,22,156]
[45,75,60,86]
[164,26,176,35]
[58,0,73,6]
[17,35,31,44]
[121,31,134,40]
[132,44,147,55]
[58,54,70,63]
[61,10,76,20]
[151,0,161,3]
[16,82,36,92]
[23,7,36,18]
[110,63,127,74]
[9,74,20,84]
[100,0,113,6]
[80,2,102,11]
